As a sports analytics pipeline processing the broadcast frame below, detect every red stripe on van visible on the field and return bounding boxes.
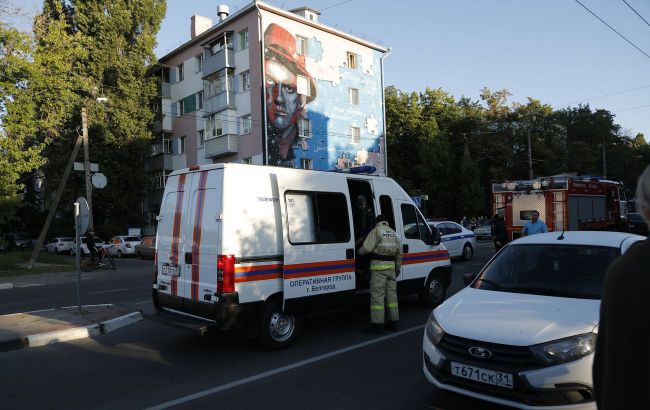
[170,174,187,296]
[190,171,208,300]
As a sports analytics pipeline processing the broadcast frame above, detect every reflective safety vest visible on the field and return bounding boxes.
[359,221,402,271]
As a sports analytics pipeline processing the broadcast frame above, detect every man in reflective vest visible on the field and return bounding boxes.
[358,214,402,334]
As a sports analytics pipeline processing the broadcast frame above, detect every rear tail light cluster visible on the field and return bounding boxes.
[217,254,235,294]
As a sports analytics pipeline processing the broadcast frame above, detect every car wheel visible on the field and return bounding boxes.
[258,298,299,350]
[462,244,473,261]
[55,247,60,255]
[419,271,447,308]
[117,250,123,258]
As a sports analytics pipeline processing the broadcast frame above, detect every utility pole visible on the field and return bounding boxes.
[527,126,533,180]
[82,107,93,230]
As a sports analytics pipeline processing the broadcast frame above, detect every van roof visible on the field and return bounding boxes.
[169,163,385,178]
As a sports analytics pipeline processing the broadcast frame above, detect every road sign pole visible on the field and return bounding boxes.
[82,107,93,231]
[74,202,81,315]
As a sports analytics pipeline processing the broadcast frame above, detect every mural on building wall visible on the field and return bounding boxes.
[263,18,385,174]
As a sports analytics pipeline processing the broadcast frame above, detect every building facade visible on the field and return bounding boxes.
[144,1,389,234]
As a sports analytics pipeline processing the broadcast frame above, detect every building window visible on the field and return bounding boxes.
[177,63,184,82]
[197,91,204,110]
[348,88,359,105]
[239,29,249,50]
[296,35,308,55]
[299,118,311,138]
[195,54,203,72]
[208,34,232,57]
[242,157,252,164]
[205,113,224,138]
[300,159,313,170]
[204,68,235,99]
[179,136,186,154]
[151,170,169,190]
[240,71,250,92]
[198,130,205,147]
[347,52,357,69]
[241,114,252,134]
[178,100,184,116]
[350,126,360,144]
[297,75,310,96]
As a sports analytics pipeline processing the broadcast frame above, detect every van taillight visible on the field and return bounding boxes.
[217,254,235,294]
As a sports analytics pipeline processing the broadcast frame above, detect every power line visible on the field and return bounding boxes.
[556,83,650,106]
[612,103,650,112]
[573,0,650,60]
[621,0,650,28]
[321,0,354,12]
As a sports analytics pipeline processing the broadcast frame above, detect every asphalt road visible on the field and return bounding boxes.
[0,241,513,410]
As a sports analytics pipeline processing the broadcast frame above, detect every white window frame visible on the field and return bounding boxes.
[197,91,204,110]
[205,113,224,139]
[178,100,185,116]
[239,29,249,51]
[179,136,186,155]
[350,126,361,144]
[297,75,310,96]
[348,88,359,105]
[241,114,252,134]
[299,118,311,138]
[241,71,250,92]
[300,159,313,170]
[177,63,184,82]
[195,54,203,72]
[347,52,357,69]
[296,35,308,55]
[197,130,205,148]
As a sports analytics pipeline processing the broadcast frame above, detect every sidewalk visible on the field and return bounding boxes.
[0,304,143,353]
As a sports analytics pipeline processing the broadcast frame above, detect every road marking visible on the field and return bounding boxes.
[144,324,426,410]
[133,300,151,305]
[14,283,45,288]
[88,288,129,295]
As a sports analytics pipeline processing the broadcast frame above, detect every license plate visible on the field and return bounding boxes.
[450,361,513,389]
[161,265,180,276]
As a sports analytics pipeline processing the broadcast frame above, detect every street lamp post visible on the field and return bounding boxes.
[81,107,93,231]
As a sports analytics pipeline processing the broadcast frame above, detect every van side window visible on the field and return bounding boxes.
[379,195,396,230]
[286,191,350,244]
[401,204,420,239]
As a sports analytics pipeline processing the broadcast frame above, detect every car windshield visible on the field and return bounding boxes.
[124,236,140,242]
[472,244,619,299]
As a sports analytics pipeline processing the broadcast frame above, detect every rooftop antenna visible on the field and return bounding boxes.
[557,227,565,240]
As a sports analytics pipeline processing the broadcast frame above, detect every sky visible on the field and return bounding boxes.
[10,0,650,140]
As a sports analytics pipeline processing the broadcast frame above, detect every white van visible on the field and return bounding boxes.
[153,163,452,348]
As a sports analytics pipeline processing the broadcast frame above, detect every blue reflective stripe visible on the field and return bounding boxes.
[442,234,475,242]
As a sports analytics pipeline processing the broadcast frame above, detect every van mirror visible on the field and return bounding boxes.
[431,227,441,246]
[463,272,478,286]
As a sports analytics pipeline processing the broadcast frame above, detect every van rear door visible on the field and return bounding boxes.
[277,174,356,303]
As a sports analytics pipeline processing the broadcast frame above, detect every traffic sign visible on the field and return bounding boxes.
[91,173,107,189]
[74,162,99,172]
[411,196,422,207]
[75,196,89,235]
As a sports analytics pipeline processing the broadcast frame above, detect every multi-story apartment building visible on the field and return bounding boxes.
[144,1,389,234]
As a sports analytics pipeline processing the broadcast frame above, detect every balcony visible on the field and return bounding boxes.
[204,91,236,115]
[203,48,235,77]
[204,134,238,158]
[160,81,170,99]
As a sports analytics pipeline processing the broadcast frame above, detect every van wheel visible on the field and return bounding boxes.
[258,299,299,350]
[419,272,446,308]
[462,244,473,261]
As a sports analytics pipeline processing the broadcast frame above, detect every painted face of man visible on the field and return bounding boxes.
[265,59,301,133]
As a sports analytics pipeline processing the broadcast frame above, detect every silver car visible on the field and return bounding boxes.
[428,221,477,261]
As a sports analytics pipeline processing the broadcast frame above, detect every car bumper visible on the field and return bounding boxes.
[422,335,595,409]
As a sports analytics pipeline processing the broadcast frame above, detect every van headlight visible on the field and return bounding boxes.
[425,311,445,345]
[530,333,596,366]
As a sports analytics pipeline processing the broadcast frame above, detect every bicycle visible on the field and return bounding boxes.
[80,247,116,271]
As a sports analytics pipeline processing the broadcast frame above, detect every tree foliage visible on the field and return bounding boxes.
[385,86,650,220]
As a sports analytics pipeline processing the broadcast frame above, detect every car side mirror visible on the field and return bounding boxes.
[463,272,478,286]
[431,227,441,246]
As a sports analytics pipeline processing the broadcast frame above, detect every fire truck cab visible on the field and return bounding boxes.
[492,174,628,241]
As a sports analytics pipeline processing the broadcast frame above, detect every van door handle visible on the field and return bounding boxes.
[346,248,354,259]
[403,244,409,254]
[185,252,192,265]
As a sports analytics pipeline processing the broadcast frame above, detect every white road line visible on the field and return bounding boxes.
[133,300,151,305]
[144,324,426,410]
[87,288,129,295]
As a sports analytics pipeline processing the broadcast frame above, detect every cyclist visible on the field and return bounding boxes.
[85,229,103,266]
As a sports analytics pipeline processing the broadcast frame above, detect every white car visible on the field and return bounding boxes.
[106,235,141,258]
[70,236,104,256]
[422,231,645,410]
[46,237,74,254]
[428,221,477,260]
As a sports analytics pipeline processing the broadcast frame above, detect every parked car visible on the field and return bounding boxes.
[473,223,492,239]
[422,231,645,410]
[135,235,155,259]
[428,220,477,260]
[628,212,648,236]
[46,237,74,254]
[70,236,104,256]
[1,232,31,251]
[106,235,141,258]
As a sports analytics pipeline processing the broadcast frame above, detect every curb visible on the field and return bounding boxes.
[0,283,15,290]
[5,311,143,352]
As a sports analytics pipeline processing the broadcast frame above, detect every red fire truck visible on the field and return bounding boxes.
[492,174,629,240]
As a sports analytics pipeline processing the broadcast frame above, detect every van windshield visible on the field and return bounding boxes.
[472,244,619,299]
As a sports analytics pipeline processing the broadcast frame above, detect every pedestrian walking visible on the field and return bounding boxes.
[593,165,650,409]
[491,214,508,251]
[521,210,548,236]
[357,214,402,334]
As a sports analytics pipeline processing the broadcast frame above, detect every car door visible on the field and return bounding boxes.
[441,222,462,257]
[277,173,356,307]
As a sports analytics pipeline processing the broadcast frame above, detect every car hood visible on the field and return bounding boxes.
[435,288,600,346]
